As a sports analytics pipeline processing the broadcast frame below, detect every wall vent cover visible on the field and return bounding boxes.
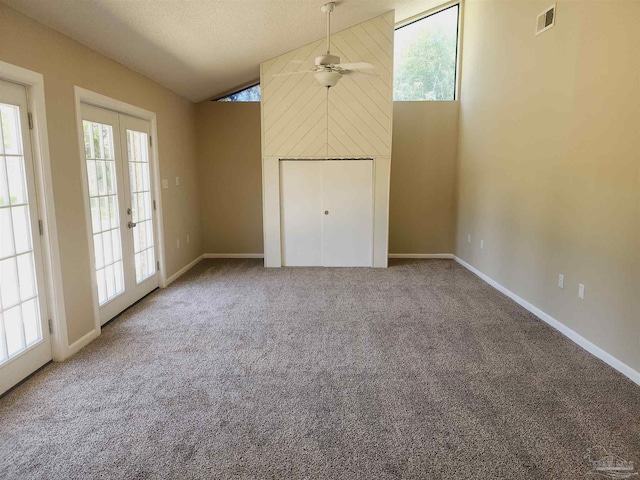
[536,4,556,36]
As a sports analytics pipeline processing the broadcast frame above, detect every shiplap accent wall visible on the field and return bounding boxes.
[260,12,394,157]
[260,11,394,268]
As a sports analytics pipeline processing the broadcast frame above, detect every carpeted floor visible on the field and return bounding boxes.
[1,259,638,479]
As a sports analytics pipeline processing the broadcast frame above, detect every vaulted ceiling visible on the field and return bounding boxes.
[3,0,445,102]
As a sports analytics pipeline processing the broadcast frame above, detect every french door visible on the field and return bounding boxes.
[80,104,158,325]
[280,159,373,267]
[0,79,51,394]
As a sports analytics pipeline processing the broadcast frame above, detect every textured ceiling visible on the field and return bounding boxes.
[3,0,446,102]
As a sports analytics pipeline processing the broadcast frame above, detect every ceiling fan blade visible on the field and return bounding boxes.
[338,62,375,70]
[273,70,313,77]
[342,70,377,81]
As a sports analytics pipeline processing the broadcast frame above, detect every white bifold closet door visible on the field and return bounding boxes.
[280,159,373,267]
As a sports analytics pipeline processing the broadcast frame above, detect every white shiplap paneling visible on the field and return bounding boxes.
[260,11,394,268]
[261,11,393,158]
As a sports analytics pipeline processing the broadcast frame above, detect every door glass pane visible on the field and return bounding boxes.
[0,103,43,365]
[126,129,155,284]
[83,120,125,305]
[4,305,25,357]
[22,298,40,346]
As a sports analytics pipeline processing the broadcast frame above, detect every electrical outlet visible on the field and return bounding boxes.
[480,239,484,250]
[175,176,180,186]
[467,234,471,244]
[558,274,564,289]
[162,179,169,189]
[578,284,585,299]
[177,238,180,249]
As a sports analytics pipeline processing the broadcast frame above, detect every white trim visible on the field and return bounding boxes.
[203,253,265,259]
[0,61,69,361]
[389,253,453,259]
[66,329,100,357]
[165,255,203,286]
[453,256,640,386]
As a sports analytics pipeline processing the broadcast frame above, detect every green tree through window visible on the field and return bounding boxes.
[394,5,459,101]
[217,84,261,102]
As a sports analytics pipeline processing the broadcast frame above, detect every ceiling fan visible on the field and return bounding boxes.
[275,2,376,88]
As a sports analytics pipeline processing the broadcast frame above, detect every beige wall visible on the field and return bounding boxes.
[390,101,459,254]
[196,102,263,254]
[455,1,640,370]
[196,101,460,256]
[0,4,201,344]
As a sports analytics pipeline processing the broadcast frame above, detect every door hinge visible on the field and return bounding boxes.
[48,319,53,335]
[28,112,34,130]
[38,219,44,235]
[149,135,152,147]
[153,199,157,211]
[156,261,160,272]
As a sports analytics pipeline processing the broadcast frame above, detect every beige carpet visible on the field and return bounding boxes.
[1,259,638,479]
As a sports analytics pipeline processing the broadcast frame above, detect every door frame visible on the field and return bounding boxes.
[73,87,166,334]
[0,61,68,361]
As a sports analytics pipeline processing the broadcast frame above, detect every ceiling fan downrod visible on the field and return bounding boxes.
[317,3,340,67]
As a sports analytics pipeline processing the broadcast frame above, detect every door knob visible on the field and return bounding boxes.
[324,210,329,215]
[128,221,137,228]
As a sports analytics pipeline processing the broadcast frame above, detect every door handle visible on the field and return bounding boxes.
[128,221,137,228]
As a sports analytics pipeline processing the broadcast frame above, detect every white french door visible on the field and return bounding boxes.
[280,159,373,267]
[80,104,158,325]
[0,79,51,394]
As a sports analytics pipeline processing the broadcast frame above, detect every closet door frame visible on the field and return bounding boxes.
[74,87,166,334]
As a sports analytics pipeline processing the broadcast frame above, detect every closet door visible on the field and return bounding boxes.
[279,159,373,267]
[321,160,373,267]
[280,161,323,266]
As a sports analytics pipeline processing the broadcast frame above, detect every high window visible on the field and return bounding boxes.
[394,4,460,101]
[216,84,261,102]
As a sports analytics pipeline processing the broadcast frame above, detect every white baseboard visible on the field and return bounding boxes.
[165,254,204,286]
[203,253,265,259]
[66,328,101,358]
[389,253,454,259]
[453,255,640,386]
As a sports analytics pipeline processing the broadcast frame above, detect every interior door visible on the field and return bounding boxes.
[322,160,373,267]
[280,159,373,267]
[280,161,323,266]
[80,104,158,325]
[0,79,51,394]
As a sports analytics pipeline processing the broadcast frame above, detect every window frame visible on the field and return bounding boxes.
[394,1,463,102]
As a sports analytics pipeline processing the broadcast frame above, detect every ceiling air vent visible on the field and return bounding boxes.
[536,4,556,36]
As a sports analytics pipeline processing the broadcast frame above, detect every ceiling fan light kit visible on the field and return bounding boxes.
[275,2,376,88]
[315,70,342,88]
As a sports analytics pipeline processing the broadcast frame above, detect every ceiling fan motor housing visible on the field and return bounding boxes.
[315,54,341,67]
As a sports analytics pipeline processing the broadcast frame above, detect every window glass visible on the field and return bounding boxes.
[217,84,261,102]
[394,5,459,101]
